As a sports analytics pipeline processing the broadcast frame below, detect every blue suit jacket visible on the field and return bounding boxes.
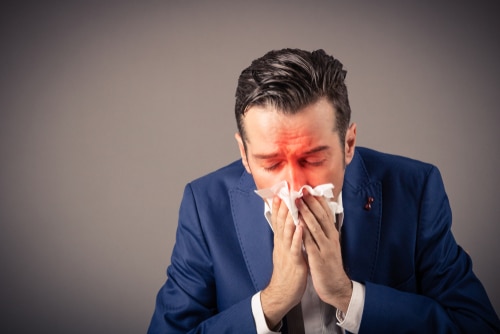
[148,147,499,333]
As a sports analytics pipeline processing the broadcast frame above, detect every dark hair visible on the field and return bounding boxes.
[235,48,351,146]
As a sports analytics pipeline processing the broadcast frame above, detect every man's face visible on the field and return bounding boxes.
[235,97,356,199]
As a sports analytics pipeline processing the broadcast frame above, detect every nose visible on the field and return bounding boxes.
[286,164,307,192]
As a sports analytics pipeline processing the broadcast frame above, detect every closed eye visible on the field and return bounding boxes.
[302,158,326,166]
[263,162,281,171]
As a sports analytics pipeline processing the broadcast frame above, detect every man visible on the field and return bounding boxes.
[148,49,499,333]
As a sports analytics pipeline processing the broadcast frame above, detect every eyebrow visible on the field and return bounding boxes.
[252,145,330,160]
[252,152,280,160]
[303,145,330,155]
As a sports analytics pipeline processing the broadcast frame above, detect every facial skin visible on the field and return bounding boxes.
[235,97,357,198]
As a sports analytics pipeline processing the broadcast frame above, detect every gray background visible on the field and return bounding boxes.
[1,1,498,333]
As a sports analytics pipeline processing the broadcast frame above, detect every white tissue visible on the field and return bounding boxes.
[255,180,337,225]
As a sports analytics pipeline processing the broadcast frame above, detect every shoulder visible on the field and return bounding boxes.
[348,147,440,189]
[187,159,252,196]
[356,147,433,170]
[357,147,435,175]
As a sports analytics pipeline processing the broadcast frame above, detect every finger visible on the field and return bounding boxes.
[272,197,289,240]
[282,211,296,248]
[302,189,333,225]
[271,197,283,231]
[271,196,281,233]
[301,221,319,254]
[312,195,339,238]
[301,191,335,238]
[296,197,328,244]
[290,224,304,257]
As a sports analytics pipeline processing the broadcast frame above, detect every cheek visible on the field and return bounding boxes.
[328,166,346,196]
[251,171,281,190]
[310,170,336,187]
[314,162,344,187]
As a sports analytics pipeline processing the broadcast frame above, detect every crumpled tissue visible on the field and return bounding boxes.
[254,180,340,226]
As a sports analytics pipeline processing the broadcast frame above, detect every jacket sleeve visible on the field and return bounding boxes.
[147,184,257,334]
[359,166,500,333]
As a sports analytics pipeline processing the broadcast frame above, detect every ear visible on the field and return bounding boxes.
[344,123,357,165]
[235,132,252,174]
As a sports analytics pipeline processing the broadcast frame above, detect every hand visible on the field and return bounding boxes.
[297,190,352,313]
[261,196,308,329]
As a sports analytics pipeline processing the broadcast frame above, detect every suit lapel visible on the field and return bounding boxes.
[230,171,274,292]
[341,149,382,282]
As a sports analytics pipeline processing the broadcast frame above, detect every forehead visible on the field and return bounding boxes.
[242,98,339,154]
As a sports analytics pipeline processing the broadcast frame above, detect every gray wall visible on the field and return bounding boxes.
[1,1,498,333]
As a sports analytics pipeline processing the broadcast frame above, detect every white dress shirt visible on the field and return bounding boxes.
[251,193,365,333]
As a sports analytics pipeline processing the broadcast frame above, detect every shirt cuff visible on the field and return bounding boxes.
[336,281,365,333]
[251,291,282,334]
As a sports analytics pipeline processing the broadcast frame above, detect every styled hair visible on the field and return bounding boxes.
[235,48,351,146]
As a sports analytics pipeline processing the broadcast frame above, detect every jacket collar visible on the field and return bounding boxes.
[342,148,382,282]
[230,170,274,292]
